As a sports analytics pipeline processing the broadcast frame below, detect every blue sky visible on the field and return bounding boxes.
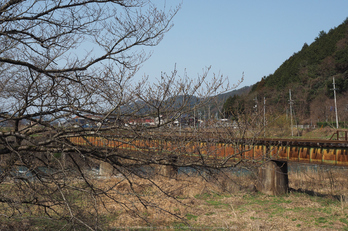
[137,1,348,90]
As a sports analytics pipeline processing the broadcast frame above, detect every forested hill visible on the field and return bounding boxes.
[252,18,348,93]
[244,17,348,123]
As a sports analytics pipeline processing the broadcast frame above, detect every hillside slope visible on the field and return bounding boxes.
[246,18,348,124]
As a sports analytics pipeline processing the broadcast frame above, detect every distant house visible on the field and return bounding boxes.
[169,114,199,127]
[104,116,124,126]
[65,115,102,128]
[126,117,155,127]
[154,115,169,126]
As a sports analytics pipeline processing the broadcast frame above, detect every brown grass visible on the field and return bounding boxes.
[89,167,348,230]
[93,172,254,228]
[2,167,348,230]
[301,127,338,139]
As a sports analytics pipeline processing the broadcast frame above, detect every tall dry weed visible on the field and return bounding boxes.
[289,164,348,198]
[89,170,257,228]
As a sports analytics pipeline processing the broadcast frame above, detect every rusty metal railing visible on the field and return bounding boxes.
[329,130,348,141]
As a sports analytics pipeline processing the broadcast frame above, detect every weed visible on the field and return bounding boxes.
[340,218,348,231]
[172,222,187,229]
[242,194,269,206]
[315,217,328,224]
[205,212,215,216]
[311,197,338,207]
[194,192,225,200]
[194,192,210,200]
[185,213,198,221]
[272,196,292,204]
[318,207,333,215]
[206,200,229,208]
[53,152,62,158]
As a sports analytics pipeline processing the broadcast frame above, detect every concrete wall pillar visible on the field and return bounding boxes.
[158,155,178,178]
[100,162,113,177]
[257,160,288,195]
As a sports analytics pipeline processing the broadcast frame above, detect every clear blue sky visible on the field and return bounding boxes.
[137,0,348,90]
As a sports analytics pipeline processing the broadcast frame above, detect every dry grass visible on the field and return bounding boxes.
[266,126,338,140]
[91,167,348,230]
[301,127,338,139]
[289,164,348,196]
[94,172,253,228]
[1,167,348,230]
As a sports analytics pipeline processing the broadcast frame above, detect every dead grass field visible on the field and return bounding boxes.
[1,162,348,230]
[3,166,348,230]
[97,168,348,230]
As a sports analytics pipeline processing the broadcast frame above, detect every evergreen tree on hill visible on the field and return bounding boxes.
[252,18,348,92]
[232,17,348,127]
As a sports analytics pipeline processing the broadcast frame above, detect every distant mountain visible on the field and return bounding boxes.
[116,86,250,119]
[217,86,251,101]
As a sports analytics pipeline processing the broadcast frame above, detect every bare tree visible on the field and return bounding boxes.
[0,0,254,229]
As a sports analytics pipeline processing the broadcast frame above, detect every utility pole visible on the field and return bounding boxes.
[332,77,339,129]
[180,95,184,135]
[289,89,294,137]
[264,97,266,137]
[253,96,258,113]
[208,106,211,120]
[179,114,181,135]
[194,106,196,132]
